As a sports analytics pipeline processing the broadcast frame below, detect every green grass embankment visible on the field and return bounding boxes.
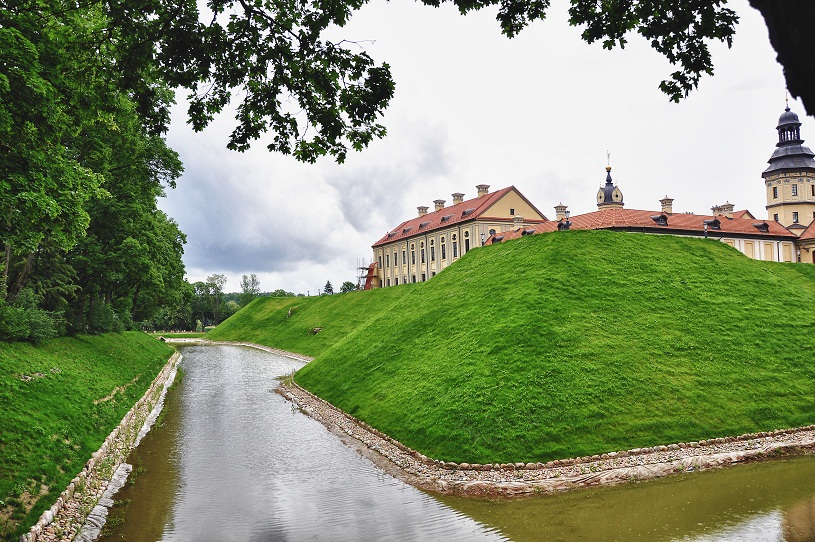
[0,332,174,539]
[214,230,815,465]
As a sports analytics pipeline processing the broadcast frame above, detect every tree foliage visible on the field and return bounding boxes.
[240,273,261,307]
[339,281,356,293]
[323,281,334,295]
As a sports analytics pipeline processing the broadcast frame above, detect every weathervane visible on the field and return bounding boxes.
[606,150,611,167]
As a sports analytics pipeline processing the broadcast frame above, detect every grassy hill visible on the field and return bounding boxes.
[212,230,815,464]
[0,332,174,539]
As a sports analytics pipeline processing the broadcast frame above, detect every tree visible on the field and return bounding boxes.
[240,274,261,307]
[206,274,227,324]
[323,281,334,295]
[339,281,356,293]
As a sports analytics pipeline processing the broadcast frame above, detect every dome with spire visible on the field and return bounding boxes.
[596,166,624,209]
[764,105,815,175]
[778,106,801,128]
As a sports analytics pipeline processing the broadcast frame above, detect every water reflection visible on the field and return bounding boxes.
[438,455,815,541]
[101,345,504,542]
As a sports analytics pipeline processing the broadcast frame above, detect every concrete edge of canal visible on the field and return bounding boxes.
[279,378,815,497]
[21,351,183,542]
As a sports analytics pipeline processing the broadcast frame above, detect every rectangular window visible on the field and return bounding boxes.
[431,246,435,261]
[394,252,398,265]
[378,256,382,268]
[812,184,815,197]
[421,273,426,282]
[387,278,391,286]
[793,211,799,223]
[402,250,406,265]
[792,184,799,196]
[395,277,399,285]
[441,244,446,260]
[421,249,425,263]
[774,213,779,222]
[773,186,778,199]
[465,239,470,253]
[411,251,415,265]
[453,242,458,258]
[412,275,416,283]
[385,254,389,267]
[509,208,515,215]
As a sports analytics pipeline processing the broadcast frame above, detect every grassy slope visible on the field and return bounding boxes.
[215,231,815,464]
[206,288,409,357]
[0,332,174,539]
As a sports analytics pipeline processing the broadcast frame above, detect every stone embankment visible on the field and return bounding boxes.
[279,379,815,497]
[21,351,182,542]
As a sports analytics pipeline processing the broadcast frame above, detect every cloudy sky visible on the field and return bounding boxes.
[159,0,806,295]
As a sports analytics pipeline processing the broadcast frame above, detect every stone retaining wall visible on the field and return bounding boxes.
[20,351,182,542]
[279,379,815,497]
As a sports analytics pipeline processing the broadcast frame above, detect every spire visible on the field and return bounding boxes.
[596,164,624,209]
[763,103,815,175]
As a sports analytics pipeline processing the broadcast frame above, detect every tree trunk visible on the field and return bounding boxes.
[748,1,815,116]
[1,243,9,301]
[7,252,35,303]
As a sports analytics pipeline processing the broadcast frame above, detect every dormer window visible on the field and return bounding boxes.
[521,229,535,236]
[703,218,721,230]
[650,214,668,226]
[418,221,430,229]
[493,235,505,242]
[461,208,476,217]
[402,227,413,234]
[441,214,454,223]
[387,231,397,238]
[753,222,770,233]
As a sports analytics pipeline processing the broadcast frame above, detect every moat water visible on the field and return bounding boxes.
[100,345,815,541]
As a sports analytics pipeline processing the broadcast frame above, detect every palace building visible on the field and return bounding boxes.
[367,105,815,288]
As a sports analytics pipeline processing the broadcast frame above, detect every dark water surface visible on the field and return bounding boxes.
[102,345,815,542]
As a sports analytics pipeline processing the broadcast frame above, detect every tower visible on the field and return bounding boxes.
[596,166,624,210]
[763,105,815,231]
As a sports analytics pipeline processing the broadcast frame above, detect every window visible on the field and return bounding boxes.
[453,241,458,258]
[395,277,399,285]
[387,278,391,286]
[811,185,814,197]
[489,229,496,236]
[774,213,779,222]
[385,254,389,267]
[402,250,406,265]
[773,186,778,199]
[412,275,416,283]
[378,256,382,268]
[441,242,446,260]
[411,249,416,265]
[792,184,799,196]
[421,248,425,263]
[793,211,799,223]
[465,239,470,253]
[431,246,435,262]
[509,208,515,215]
[394,251,398,265]
[404,275,407,284]
[421,273,426,282]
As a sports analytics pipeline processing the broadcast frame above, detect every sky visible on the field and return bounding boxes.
[159,0,806,295]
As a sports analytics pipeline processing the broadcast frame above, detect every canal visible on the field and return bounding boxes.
[100,345,815,541]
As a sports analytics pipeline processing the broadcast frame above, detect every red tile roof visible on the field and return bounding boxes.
[797,219,815,241]
[732,209,755,219]
[372,186,547,247]
[488,208,797,244]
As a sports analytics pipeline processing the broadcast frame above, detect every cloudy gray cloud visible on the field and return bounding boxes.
[157,0,799,295]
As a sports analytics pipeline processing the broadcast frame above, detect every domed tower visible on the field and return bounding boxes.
[763,105,815,231]
[596,166,624,210]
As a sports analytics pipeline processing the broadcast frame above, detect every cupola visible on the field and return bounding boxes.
[596,166,624,210]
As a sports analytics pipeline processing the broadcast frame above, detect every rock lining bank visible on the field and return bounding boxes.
[278,379,815,497]
[20,351,182,542]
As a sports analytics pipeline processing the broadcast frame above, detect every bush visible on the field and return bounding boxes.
[0,290,58,342]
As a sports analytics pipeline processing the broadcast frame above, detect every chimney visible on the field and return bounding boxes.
[433,199,446,212]
[476,184,490,198]
[659,196,674,215]
[711,202,734,218]
[554,203,568,220]
[452,192,464,205]
[513,215,524,229]
[417,206,428,217]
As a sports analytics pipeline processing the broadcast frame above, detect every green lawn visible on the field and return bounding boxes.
[0,332,174,539]
[213,230,815,465]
